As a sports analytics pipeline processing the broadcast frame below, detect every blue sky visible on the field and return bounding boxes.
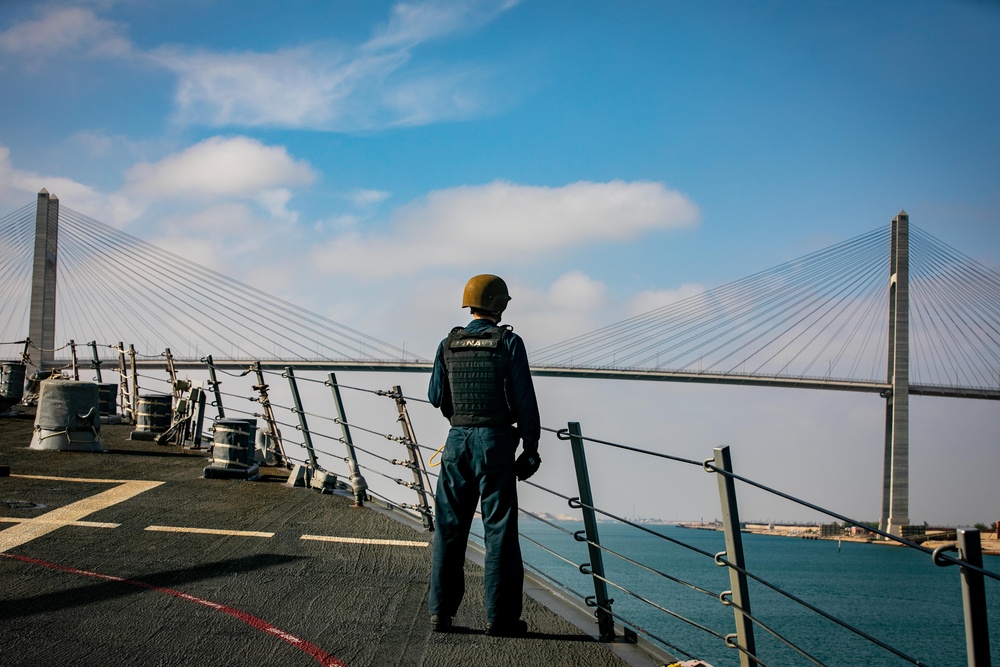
[1,1,998,525]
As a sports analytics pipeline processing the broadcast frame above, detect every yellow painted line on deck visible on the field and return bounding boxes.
[145,525,274,538]
[12,473,152,484]
[3,474,426,549]
[0,517,120,529]
[1,476,163,553]
[301,534,428,548]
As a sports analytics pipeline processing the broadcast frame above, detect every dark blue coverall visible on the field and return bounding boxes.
[427,318,540,625]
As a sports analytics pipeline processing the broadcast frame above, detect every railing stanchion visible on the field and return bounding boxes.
[251,361,287,467]
[957,529,991,666]
[164,348,178,397]
[116,342,131,422]
[128,344,139,418]
[188,385,206,448]
[392,385,434,531]
[713,446,756,667]
[567,421,616,641]
[89,341,102,382]
[203,355,225,419]
[327,372,368,506]
[69,339,79,380]
[285,367,318,468]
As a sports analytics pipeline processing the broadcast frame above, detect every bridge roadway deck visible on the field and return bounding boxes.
[136,359,1000,400]
[0,412,672,667]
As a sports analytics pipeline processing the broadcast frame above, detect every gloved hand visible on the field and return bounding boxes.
[515,450,541,481]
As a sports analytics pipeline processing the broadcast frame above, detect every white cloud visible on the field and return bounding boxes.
[366,0,512,51]
[0,144,697,366]
[510,271,613,348]
[382,68,494,127]
[0,146,109,215]
[546,270,609,311]
[0,136,317,232]
[0,6,131,61]
[122,136,316,201]
[70,130,115,157]
[626,283,707,316]
[1,2,517,130]
[313,213,362,235]
[309,180,700,278]
[255,188,299,224]
[135,201,314,298]
[148,203,260,260]
[146,1,517,130]
[336,269,614,361]
[349,189,391,207]
[153,202,285,255]
[151,45,398,129]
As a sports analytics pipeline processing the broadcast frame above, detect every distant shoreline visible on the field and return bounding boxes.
[530,515,1000,556]
[678,521,1000,556]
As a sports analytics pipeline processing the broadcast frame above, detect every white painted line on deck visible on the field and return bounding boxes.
[0,477,163,553]
[300,534,428,547]
[145,525,275,538]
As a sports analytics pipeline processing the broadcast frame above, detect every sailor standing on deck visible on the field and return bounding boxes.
[427,274,541,637]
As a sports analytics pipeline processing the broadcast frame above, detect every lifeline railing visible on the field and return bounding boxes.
[1,339,996,667]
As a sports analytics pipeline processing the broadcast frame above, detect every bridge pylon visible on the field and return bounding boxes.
[28,189,59,375]
[881,211,910,537]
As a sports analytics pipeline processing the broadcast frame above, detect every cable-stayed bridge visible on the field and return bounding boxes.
[1,193,417,368]
[1,189,998,536]
[531,223,1000,400]
[3,193,997,398]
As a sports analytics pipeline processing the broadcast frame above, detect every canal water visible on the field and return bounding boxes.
[508,520,1000,667]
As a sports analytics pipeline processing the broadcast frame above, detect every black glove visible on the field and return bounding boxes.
[515,450,541,481]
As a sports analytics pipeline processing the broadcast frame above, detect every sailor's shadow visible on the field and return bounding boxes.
[442,626,600,642]
[102,448,205,458]
[521,632,601,642]
[1,553,303,621]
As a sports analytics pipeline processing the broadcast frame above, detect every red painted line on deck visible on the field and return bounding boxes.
[3,553,347,667]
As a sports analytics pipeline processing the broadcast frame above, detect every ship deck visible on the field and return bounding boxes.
[0,411,669,667]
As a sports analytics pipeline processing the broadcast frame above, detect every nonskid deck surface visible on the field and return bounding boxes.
[0,413,640,667]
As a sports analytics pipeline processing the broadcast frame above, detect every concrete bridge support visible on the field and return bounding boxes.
[881,211,910,537]
[28,189,59,375]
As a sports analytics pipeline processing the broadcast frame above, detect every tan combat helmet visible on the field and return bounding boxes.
[462,274,511,314]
